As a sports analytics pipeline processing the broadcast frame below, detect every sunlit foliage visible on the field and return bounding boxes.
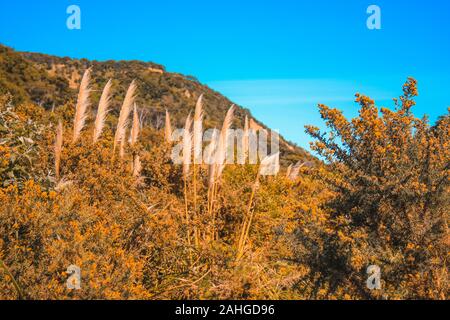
[0,73,447,300]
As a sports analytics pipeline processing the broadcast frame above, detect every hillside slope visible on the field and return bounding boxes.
[0,44,314,164]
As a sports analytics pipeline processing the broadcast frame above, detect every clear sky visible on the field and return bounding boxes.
[1,0,449,150]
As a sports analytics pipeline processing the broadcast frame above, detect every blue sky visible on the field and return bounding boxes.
[1,0,449,151]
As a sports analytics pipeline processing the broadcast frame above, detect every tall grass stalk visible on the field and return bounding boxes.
[236,171,260,261]
[54,121,63,181]
[72,68,91,143]
[206,129,218,240]
[165,109,172,143]
[182,114,193,262]
[236,153,279,261]
[93,79,112,143]
[130,104,140,176]
[192,95,203,247]
[243,115,249,160]
[0,258,25,299]
[114,80,136,154]
[209,105,234,240]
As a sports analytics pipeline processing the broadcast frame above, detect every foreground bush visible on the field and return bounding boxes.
[0,77,448,300]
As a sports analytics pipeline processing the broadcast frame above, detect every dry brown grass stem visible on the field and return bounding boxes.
[236,171,260,261]
[182,114,192,179]
[0,258,25,299]
[215,105,235,181]
[208,106,235,240]
[114,80,137,153]
[192,94,204,247]
[237,153,279,261]
[193,94,204,164]
[243,115,249,161]
[54,121,63,181]
[182,114,193,260]
[130,104,141,175]
[205,106,235,241]
[130,104,140,146]
[165,109,172,143]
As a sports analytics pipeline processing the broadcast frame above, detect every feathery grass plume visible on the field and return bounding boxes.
[193,94,204,164]
[207,129,219,188]
[93,79,112,143]
[133,155,142,177]
[242,115,249,160]
[130,104,141,173]
[182,113,193,179]
[206,129,219,239]
[72,68,91,143]
[286,164,292,178]
[206,130,218,184]
[288,161,305,181]
[130,104,140,146]
[192,94,203,247]
[55,121,63,181]
[207,106,235,241]
[237,153,280,261]
[165,109,173,143]
[215,105,235,180]
[114,80,137,152]
[182,114,193,262]
[258,152,280,176]
[208,163,216,190]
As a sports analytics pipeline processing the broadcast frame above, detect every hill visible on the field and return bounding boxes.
[0,44,314,165]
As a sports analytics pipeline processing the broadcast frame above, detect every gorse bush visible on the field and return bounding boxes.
[0,94,52,188]
[304,78,449,299]
[0,73,448,300]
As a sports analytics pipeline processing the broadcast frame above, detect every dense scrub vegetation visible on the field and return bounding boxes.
[0,46,448,300]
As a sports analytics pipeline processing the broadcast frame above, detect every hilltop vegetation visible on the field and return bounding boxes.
[0,46,70,108]
[0,45,448,300]
[0,45,311,165]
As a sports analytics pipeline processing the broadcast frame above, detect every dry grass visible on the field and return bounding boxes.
[0,258,25,299]
[287,161,304,181]
[54,121,63,181]
[182,113,193,261]
[192,95,204,247]
[93,79,112,143]
[216,105,235,180]
[237,152,279,261]
[209,105,235,240]
[114,80,137,153]
[131,104,141,176]
[72,68,91,143]
[165,109,172,143]
[2,73,446,300]
[243,115,249,160]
